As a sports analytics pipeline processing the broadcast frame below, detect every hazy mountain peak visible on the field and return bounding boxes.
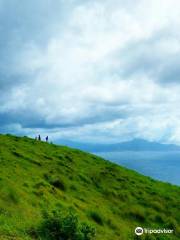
[58,138,180,152]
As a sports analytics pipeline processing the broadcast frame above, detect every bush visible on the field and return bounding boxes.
[8,189,19,204]
[89,211,104,225]
[50,178,67,191]
[37,210,96,240]
[128,206,146,223]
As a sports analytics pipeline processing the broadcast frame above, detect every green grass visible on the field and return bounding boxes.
[0,134,179,239]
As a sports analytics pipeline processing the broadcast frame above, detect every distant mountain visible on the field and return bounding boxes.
[57,138,180,152]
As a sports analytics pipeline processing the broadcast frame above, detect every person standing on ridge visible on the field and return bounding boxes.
[38,135,41,141]
[46,136,48,142]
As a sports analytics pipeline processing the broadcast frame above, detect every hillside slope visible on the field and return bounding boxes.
[0,134,179,240]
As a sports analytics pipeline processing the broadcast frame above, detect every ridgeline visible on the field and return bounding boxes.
[0,134,179,240]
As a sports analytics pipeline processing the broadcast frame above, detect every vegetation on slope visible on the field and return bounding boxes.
[0,134,179,240]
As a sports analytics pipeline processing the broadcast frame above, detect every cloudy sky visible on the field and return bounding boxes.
[1,0,180,144]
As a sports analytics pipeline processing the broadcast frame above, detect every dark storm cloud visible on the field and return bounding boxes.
[0,101,128,130]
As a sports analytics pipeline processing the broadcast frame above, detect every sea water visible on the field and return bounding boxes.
[94,151,180,186]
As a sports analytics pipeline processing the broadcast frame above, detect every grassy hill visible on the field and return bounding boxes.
[0,134,179,240]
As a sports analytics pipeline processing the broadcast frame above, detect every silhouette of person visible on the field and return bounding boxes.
[46,136,48,142]
[38,135,41,141]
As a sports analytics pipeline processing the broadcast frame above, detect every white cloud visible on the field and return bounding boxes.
[1,0,180,144]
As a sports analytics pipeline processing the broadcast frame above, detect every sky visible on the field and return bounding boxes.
[1,0,180,144]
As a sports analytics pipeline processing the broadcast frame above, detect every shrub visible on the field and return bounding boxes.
[50,178,67,191]
[70,184,77,191]
[155,214,165,224]
[106,218,117,230]
[37,210,96,240]
[80,223,96,240]
[12,151,23,158]
[165,217,178,230]
[8,189,19,204]
[128,206,146,223]
[89,211,104,225]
